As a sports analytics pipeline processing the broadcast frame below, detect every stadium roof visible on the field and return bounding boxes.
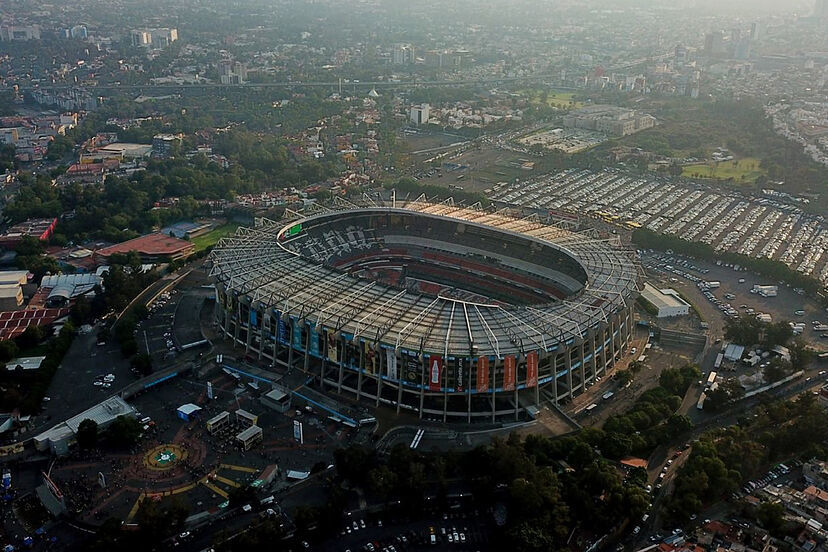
[210,200,639,357]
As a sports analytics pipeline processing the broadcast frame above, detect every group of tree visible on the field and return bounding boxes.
[328,431,650,552]
[597,365,699,458]
[664,392,828,526]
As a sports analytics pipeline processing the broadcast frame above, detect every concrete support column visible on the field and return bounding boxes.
[565,350,573,399]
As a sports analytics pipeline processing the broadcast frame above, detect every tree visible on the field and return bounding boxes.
[105,415,142,448]
[131,353,153,376]
[0,340,19,362]
[77,418,99,449]
[755,501,785,534]
[615,369,633,386]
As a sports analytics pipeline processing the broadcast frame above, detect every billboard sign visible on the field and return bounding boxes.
[476,356,489,393]
[386,348,398,380]
[428,355,443,392]
[526,351,538,388]
[293,420,303,444]
[363,342,377,374]
[503,355,516,391]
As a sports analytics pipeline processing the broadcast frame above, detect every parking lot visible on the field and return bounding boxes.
[486,169,828,288]
[317,511,490,552]
[642,251,828,346]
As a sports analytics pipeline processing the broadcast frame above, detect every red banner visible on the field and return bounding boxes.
[427,355,442,392]
[503,355,516,391]
[476,356,489,393]
[526,351,538,388]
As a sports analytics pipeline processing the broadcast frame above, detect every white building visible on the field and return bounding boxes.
[641,283,691,317]
[409,104,430,125]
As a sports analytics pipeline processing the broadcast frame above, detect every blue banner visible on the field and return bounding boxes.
[309,326,320,357]
[276,311,288,344]
[249,310,257,326]
[292,318,303,350]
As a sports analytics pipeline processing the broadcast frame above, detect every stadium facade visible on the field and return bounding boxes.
[209,200,639,422]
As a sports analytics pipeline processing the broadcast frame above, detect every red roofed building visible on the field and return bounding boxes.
[0,308,70,340]
[95,232,195,263]
[0,218,58,248]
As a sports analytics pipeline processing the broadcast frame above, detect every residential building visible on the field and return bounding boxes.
[562,105,655,136]
[393,44,415,65]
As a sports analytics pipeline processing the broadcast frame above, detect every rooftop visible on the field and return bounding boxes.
[641,283,691,310]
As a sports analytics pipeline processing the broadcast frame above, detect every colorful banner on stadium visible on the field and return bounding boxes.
[308,325,320,357]
[526,351,538,388]
[405,351,420,383]
[428,355,442,392]
[503,355,516,391]
[386,348,398,380]
[363,341,377,374]
[276,311,288,344]
[476,356,489,393]
[291,319,303,350]
[249,310,257,327]
[455,357,466,392]
[326,331,338,363]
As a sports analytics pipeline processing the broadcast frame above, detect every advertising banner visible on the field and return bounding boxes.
[293,420,303,444]
[309,325,320,357]
[249,310,257,327]
[503,355,516,391]
[526,351,539,388]
[363,341,377,374]
[427,355,443,392]
[476,356,489,393]
[276,311,288,344]
[455,357,466,392]
[292,319,303,350]
[326,331,338,363]
[386,348,398,380]
[405,351,420,383]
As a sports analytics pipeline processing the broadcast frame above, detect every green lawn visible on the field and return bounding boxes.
[191,223,240,252]
[521,89,584,109]
[681,157,765,183]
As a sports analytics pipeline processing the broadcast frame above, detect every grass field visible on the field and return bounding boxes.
[521,89,584,109]
[681,157,765,183]
[192,223,240,252]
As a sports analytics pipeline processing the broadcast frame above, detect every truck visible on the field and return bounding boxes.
[752,284,778,297]
[705,281,721,289]
[707,371,718,386]
[714,354,723,370]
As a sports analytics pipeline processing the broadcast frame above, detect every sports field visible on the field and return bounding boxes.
[191,223,240,252]
[681,157,765,183]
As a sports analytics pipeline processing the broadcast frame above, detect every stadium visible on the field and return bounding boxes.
[209,199,639,422]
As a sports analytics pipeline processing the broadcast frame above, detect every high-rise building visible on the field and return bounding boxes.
[66,25,88,39]
[816,0,828,19]
[393,44,415,65]
[131,28,178,48]
[750,22,761,41]
[704,30,725,57]
[151,28,178,47]
[0,25,41,41]
[131,30,151,47]
[219,60,247,85]
[409,104,430,125]
[674,44,688,63]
